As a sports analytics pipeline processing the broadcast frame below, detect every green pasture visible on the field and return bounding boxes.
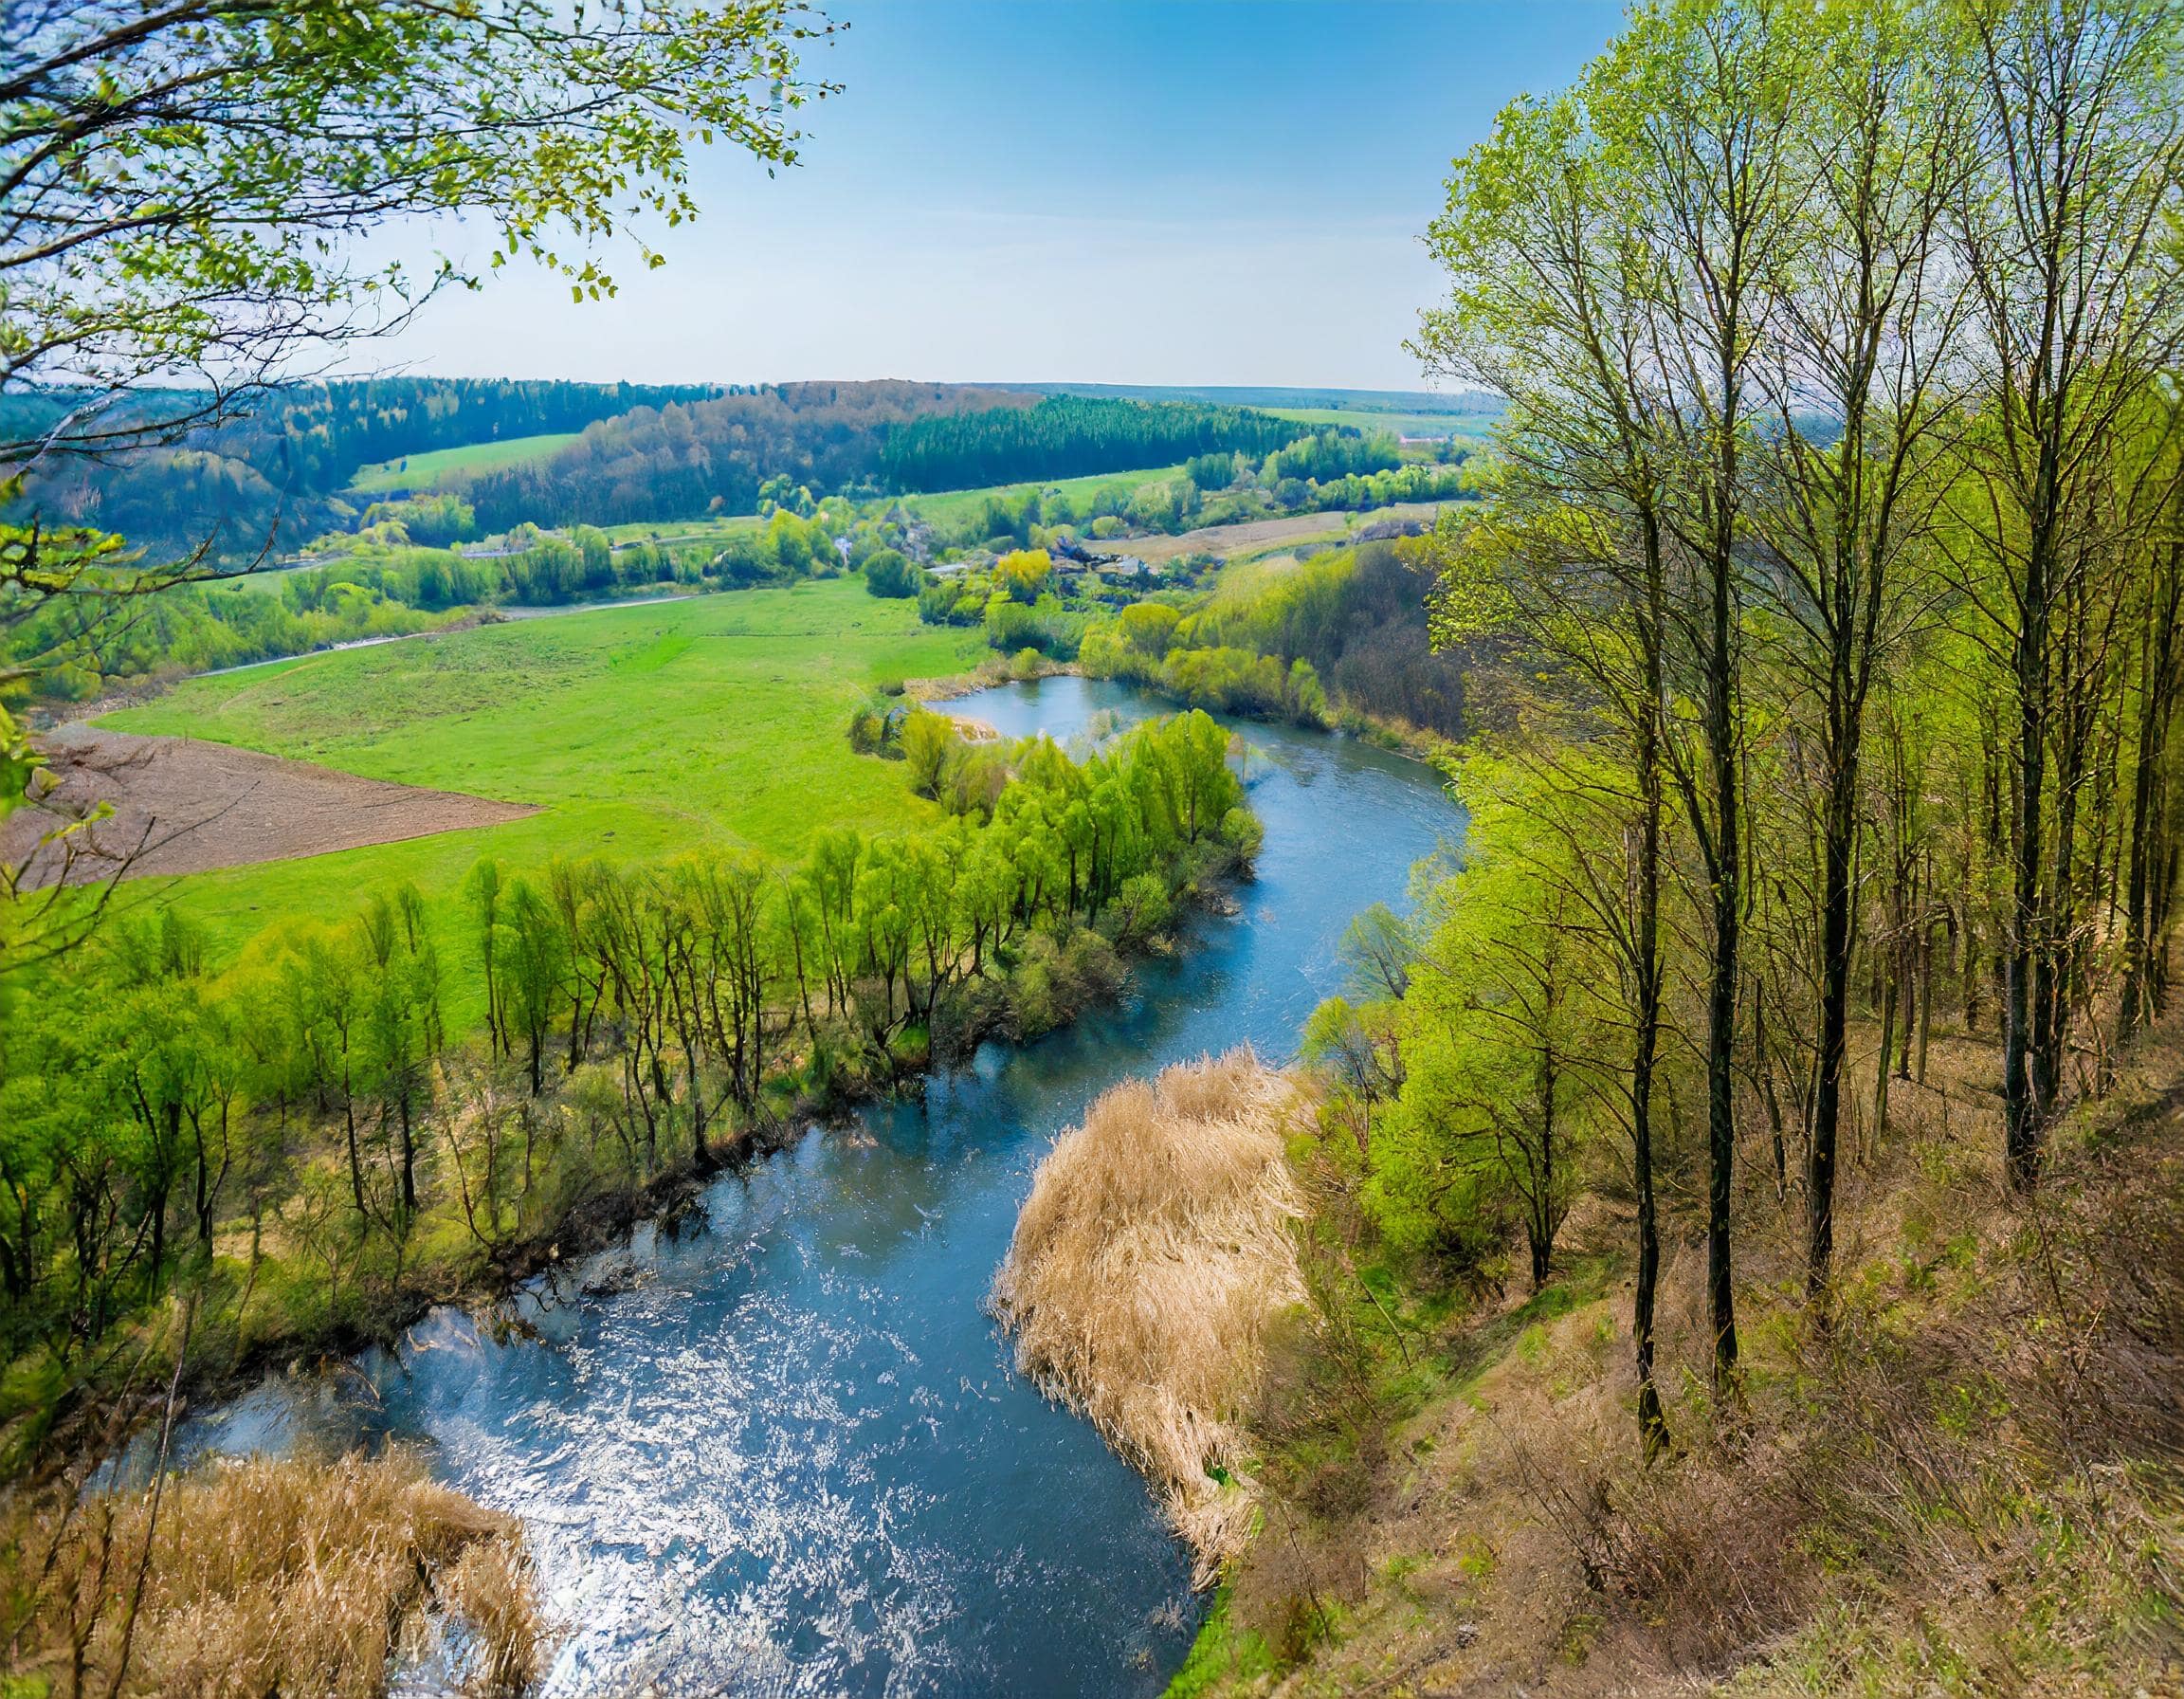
[346,431,582,494]
[890,464,1187,527]
[1264,407,1494,441]
[600,514,764,546]
[97,579,983,1012]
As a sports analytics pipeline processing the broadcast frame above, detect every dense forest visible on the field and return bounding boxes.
[462,381,1033,528]
[876,396,1308,492]
[1076,539,1470,736]
[4,377,734,555]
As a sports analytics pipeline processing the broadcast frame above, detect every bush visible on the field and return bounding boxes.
[847,703,887,754]
[863,547,920,598]
[1220,806,1265,861]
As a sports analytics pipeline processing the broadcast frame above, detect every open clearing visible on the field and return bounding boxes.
[2,727,537,888]
[92,579,982,1007]
[895,464,1185,528]
[346,431,581,494]
[1264,405,1497,440]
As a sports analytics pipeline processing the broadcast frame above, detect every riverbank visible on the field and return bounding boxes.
[51,673,1460,1695]
[910,652,1460,769]
[11,687,1268,1480]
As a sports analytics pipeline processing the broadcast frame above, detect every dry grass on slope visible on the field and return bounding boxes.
[993,1048,1309,1579]
[1177,1023,2184,1699]
[1,1447,543,1697]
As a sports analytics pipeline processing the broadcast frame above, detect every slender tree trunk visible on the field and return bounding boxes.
[1703,549,1742,1389]
[2005,520,2053,1189]
[1808,721,1859,1300]
[1632,554,1671,1459]
[2120,541,2181,1043]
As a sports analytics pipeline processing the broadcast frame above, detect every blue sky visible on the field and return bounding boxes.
[379,1,1622,390]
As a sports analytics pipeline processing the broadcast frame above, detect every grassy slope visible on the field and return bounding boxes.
[346,431,582,494]
[98,579,982,1011]
[1169,1023,2184,1698]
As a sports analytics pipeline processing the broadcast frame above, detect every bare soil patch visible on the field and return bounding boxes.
[2,725,538,887]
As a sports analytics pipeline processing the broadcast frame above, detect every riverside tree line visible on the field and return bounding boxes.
[0,710,1253,1433]
[1310,0,2184,1460]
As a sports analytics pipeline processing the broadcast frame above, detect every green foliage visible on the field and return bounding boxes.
[879,396,1304,492]
[1079,541,1468,735]
[467,385,1035,531]
[1265,429,1401,484]
[358,493,478,548]
[992,549,1053,600]
[862,547,921,599]
[0,704,1259,1384]
[1361,760,1613,1288]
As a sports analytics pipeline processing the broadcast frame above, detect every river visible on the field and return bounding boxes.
[152,675,1461,1698]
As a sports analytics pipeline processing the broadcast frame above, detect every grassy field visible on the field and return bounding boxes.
[1264,406,1496,441]
[346,431,582,495]
[601,514,763,546]
[98,579,983,1009]
[893,464,1186,528]
[1109,501,1452,567]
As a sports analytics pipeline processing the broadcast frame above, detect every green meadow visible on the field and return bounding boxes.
[1263,406,1493,441]
[346,430,583,494]
[99,578,983,1010]
[891,463,1186,527]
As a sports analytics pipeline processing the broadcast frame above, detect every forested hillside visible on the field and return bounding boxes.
[463,381,1035,528]
[4,377,729,555]
[877,395,1306,492]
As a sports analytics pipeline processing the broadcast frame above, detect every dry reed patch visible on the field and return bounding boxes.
[992,1048,1308,1579]
[1,1447,543,1697]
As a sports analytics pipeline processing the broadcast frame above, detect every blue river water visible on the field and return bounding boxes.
[159,676,1461,1698]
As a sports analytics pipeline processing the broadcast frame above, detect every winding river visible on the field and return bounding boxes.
[155,676,1461,1698]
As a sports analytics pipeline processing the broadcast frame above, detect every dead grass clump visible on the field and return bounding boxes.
[1,1447,544,1697]
[992,1048,1307,1579]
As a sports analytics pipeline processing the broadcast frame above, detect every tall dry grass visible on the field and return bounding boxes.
[992,1048,1307,1578]
[1,1447,543,1697]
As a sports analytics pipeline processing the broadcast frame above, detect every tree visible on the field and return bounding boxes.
[900,710,959,800]
[1417,79,1683,1454]
[1392,775,1611,1292]
[993,549,1054,601]
[0,0,834,853]
[1738,0,1968,1300]
[1943,0,2184,1185]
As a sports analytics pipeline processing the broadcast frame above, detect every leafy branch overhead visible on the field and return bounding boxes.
[1,0,837,461]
